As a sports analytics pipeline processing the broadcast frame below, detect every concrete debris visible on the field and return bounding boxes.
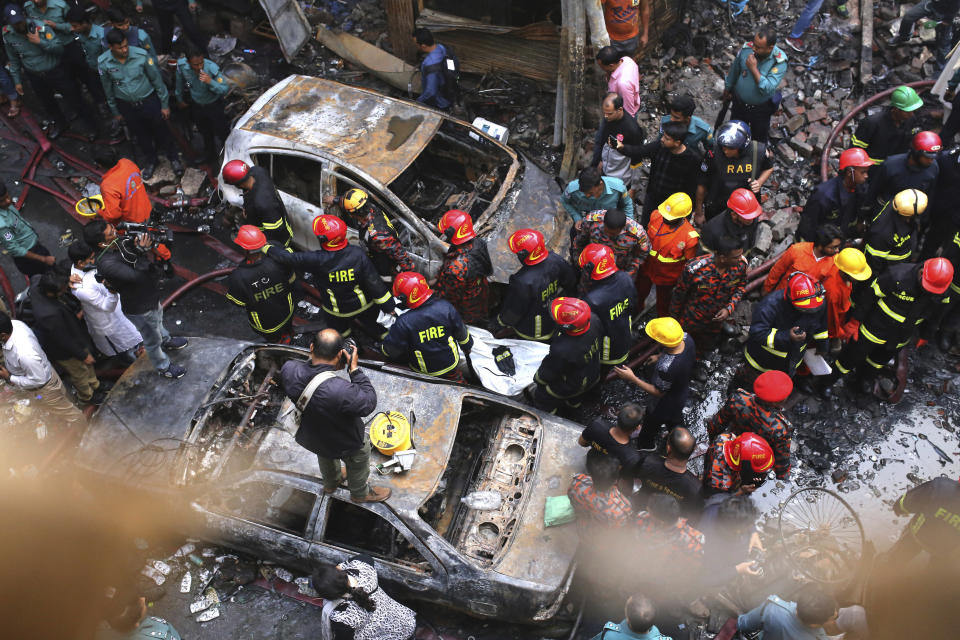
[179,168,207,198]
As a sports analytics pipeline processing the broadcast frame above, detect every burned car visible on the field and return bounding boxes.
[219,75,569,281]
[74,339,583,623]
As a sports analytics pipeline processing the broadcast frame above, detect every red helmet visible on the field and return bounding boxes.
[838,148,872,171]
[312,214,348,251]
[438,209,476,245]
[392,271,433,309]
[912,131,942,158]
[550,297,592,335]
[222,159,250,185]
[723,433,775,474]
[508,228,548,265]
[921,257,954,294]
[727,188,762,220]
[578,243,618,280]
[234,225,266,251]
[785,272,825,311]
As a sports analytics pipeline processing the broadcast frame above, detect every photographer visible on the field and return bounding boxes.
[280,329,391,504]
[82,219,187,379]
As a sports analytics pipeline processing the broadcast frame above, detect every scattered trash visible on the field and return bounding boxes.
[207,35,237,57]
[180,571,192,594]
[195,607,220,622]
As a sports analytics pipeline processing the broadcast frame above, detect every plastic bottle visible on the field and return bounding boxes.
[461,491,502,510]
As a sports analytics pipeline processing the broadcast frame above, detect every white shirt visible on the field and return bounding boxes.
[70,265,142,355]
[2,319,52,389]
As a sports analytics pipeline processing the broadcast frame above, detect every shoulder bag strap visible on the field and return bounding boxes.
[296,370,338,412]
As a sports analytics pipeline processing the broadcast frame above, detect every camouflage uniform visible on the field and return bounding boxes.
[435,238,492,325]
[669,254,747,353]
[571,209,650,290]
[706,389,792,479]
[348,202,416,276]
[568,472,632,528]
[703,433,740,494]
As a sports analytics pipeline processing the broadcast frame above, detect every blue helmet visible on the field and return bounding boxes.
[716,120,752,152]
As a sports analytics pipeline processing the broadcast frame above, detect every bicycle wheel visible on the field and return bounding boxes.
[778,487,865,584]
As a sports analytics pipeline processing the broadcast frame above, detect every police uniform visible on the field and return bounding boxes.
[99,616,181,640]
[697,141,772,219]
[25,0,103,103]
[497,252,576,341]
[725,42,788,143]
[242,165,293,247]
[583,270,637,365]
[98,46,180,168]
[135,0,206,55]
[266,243,393,339]
[174,56,230,160]
[3,17,96,132]
[798,175,866,241]
[0,202,51,276]
[743,288,828,376]
[851,107,920,167]
[531,312,603,414]
[380,296,473,379]
[660,114,714,155]
[863,200,919,274]
[346,201,416,276]
[225,254,297,341]
[435,238,492,325]
[75,23,106,70]
[591,619,671,640]
[101,25,156,62]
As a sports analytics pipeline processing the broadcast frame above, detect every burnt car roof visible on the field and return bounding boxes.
[239,75,443,186]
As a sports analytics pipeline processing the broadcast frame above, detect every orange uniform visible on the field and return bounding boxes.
[762,242,836,294]
[635,210,699,315]
[823,271,858,339]
[99,158,152,224]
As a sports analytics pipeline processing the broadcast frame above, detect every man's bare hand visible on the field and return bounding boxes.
[160,108,170,120]
[83,354,96,365]
[15,84,24,96]
[136,233,153,249]
[43,255,56,266]
[789,326,806,342]
[26,31,42,44]
[713,308,730,322]
[69,273,83,287]
[721,89,732,102]
[613,364,640,384]
[198,71,211,84]
[736,561,762,577]
[0,366,10,381]
[749,179,762,193]
[745,53,758,71]
[322,194,337,207]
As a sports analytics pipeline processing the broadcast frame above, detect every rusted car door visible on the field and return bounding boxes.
[249,151,328,251]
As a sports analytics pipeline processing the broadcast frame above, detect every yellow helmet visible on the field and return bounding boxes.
[833,248,872,281]
[75,195,104,218]
[341,188,368,212]
[891,189,927,217]
[658,192,693,220]
[645,317,684,347]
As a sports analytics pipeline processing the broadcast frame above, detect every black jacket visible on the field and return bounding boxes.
[279,360,377,458]
[29,284,93,362]
[864,200,919,271]
[699,211,759,254]
[591,113,646,167]
[96,246,162,315]
[267,244,393,318]
[866,152,939,207]
[380,297,472,376]
[225,255,296,335]
[852,108,919,164]
[534,312,603,398]
[698,141,771,216]
[497,252,576,341]
[583,270,637,365]
[744,289,828,375]
[243,166,293,246]
[862,262,950,339]
[798,175,865,241]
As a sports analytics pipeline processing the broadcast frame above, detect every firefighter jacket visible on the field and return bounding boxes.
[242,166,293,247]
[266,244,393,318]
[743,289,828,375]
[380,297,472,377]
[851,107,919,165]
[763,242,837,294]
[861,262,950,343]
[645,210,700,285]
[584,270,638,365]
[572,210,650,278]
[864,201,919,270]
[865,152,939,208]
[435,238,492,325]
[669,254,747,333]
[798,175,866,241]
[699,210,758,255]
[225,255,296,336]
[350,202,416,275]
[533,313,603,400]
[944,231,960,297]
[497,252,576,341]
[706,389,792,479]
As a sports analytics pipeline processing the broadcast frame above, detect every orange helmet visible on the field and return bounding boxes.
[578,243,618,280]
[312,215,348,251]
[233,225,266,251]
[438,209,476,245]
[723,432,775,475]
[838,148,872,171]
[222,159,250,185]
[392,271,433,309]
[550,297,592,335]
[921,257,954,294]
[785,272,825,311]
[508,228,548,265]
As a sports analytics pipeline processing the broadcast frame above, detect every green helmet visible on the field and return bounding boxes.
[890,85,923,112]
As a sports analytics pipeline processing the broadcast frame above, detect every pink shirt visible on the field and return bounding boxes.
[607,56,641,117]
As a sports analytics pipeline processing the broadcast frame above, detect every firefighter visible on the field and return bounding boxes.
[864,188,925,275]
[703,432,775,496]
[323,188,416,276]
[635,193,700,317]
[738,272,828,389]
[530,297,603,415]
[497,228,576,341]
[762,224,843,294]
[706,369,794,480]
[570,207,650,286]
[827,258,953,392]
[378,271,473,383]
[225,225,296,343]
[434,209,492,325]
[699,188,763,255]
[265,215,393,340]
[823,247,872,348]
[798,148,872,241]
[578,243,638,366]
[866,131,941,209]
[851,85,923,169]
[222,159,294,248]
[935,230,960,353]
[694,120,773,224]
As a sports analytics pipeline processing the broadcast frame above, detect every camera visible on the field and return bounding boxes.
[339,337,357,367]
[116,221,174,252]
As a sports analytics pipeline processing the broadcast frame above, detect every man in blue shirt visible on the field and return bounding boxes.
[659,93,713,155]
[563,166,635,222]
[412,27,452,111]
[722,25,787,144]
[591,593,673,639]
[738,586,838,640]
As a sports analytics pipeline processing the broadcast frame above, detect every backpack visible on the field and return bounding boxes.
[423,44,461,105]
